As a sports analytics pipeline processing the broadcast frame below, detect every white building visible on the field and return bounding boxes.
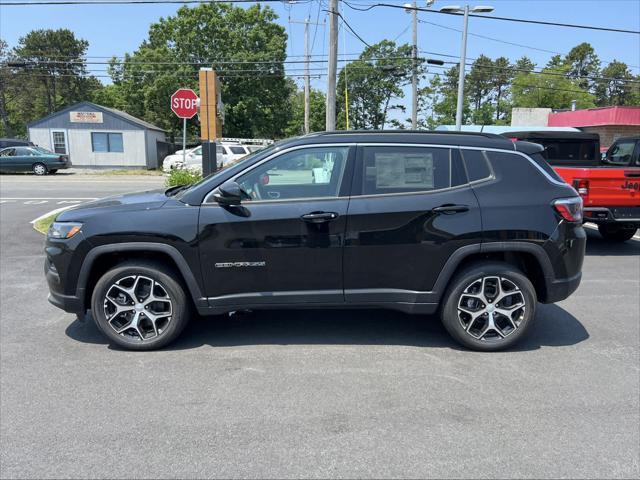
[28,101,166,169]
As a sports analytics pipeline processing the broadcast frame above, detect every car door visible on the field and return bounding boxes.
[198,144,355,307]
[0,148,17,170]
[13,147,36,171]
[343,144,481,306]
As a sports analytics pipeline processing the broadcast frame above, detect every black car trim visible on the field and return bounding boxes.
[76,242,207,308]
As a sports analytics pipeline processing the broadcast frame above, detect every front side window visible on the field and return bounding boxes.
[606,141,636,165]
[91,132,124,153]
[361,146,464,195]
[0,148,15,157]
[229,146,247,155]
[236,146,349,201]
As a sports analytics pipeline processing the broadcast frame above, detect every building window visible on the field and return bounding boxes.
[91,132,124,153]
[52,131,67,154]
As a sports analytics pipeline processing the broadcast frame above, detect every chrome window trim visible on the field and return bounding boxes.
[203,141,566,204]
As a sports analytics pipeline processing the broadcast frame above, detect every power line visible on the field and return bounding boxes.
[417,19,640,71]
[342,1,640,35]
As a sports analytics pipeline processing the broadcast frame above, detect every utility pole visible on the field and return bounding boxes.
[439,4,494,131]
[411,0,418,129]
[304,17,310,134]
[326,0,339,131]
[455,5,469,131]
[292,17,323,134]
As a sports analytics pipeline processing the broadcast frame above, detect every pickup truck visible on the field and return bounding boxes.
[505,132,640,242]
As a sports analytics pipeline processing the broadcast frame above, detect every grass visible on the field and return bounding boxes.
[94,169,163,176]
[33,213,57,235]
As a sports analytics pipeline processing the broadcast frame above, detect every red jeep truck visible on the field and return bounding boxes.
[506,132,640,242]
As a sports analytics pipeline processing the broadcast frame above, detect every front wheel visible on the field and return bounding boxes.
[598,224,637,242]
[440,262,536,351]
[32,163,48,175]
[91,261,191,350]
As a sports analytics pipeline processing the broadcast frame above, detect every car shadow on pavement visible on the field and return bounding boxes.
[65,303,588,352]
[584,228,640,256]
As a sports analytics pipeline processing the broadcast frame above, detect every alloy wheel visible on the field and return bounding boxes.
[103,275,173,342]
[457,276,526,342]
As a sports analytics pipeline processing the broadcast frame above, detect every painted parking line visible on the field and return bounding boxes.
[0,197,98,205]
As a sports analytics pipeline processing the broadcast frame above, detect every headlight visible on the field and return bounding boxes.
[48,222,82,239]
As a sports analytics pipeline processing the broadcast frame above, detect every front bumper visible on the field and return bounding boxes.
[45,241,85,315]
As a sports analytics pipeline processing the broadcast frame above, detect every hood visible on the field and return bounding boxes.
[56,189,169,222]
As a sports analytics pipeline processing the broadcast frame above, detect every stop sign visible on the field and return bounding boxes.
[171,88,198,119]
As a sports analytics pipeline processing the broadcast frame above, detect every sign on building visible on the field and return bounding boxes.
[69,111,104,123]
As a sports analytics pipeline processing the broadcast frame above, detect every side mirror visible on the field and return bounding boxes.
[212,180,249,206]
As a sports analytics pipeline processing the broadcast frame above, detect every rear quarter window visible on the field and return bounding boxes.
[486,150,565,184]
[460,149,492,182]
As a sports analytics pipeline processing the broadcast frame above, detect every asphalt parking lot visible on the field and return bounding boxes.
[1,174,639,479]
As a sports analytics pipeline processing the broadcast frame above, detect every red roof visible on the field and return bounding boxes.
[548,106,640,127]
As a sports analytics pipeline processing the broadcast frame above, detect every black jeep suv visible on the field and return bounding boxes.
[45,131,585,351]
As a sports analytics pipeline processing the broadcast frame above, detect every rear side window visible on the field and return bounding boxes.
[361,146,465,195]
[487,150,565,183]
[460,149,492,182]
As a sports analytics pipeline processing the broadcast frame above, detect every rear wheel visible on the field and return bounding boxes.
[32,163,47,175]
[91,261,191,350]
[440,262,536,351]
[598,224,637,242]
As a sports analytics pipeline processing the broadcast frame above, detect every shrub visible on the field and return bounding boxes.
[166,168,203,187]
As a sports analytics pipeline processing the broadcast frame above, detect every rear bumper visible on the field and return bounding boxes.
[584,207,640,225]
[544,271,582,304]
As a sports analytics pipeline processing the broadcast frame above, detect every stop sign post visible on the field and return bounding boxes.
[171,88,199,167]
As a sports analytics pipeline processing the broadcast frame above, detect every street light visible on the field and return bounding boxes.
[440,4,494,130]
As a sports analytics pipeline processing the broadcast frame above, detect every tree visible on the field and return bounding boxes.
[104,3,293,139]
[0,40,15,137]
[336,40,413,130]
[431,65,471,126]
[514,56,536,74]
[595,60,639,106]
[466,55,494,115]
[564,42,600,91]
[492,56,513,122]
[284,86,326,136]
[512,63,595,110]
[13,29,96,116]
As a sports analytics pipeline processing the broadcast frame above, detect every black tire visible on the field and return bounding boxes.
[49,169,58,174]
[32,163,48,175]
[440,262,537,351]
[597,224,637,242]
[91,261,191,351]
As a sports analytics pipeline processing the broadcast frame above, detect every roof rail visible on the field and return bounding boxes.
[305,129,506,139]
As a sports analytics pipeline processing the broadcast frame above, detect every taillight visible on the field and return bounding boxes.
[59,155,66,161]
[553,197,583,222]
[572,179,589,198]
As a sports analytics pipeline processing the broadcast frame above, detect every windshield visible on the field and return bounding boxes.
[173,143,279,199]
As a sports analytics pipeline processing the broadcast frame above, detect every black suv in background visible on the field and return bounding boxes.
[45,132,586,351]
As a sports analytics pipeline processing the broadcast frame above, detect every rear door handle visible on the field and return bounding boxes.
[301,211,339,223]
[432,204,469,214]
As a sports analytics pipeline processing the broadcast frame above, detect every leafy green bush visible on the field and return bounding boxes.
[166,168,203,187]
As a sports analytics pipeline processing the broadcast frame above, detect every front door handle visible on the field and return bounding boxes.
[301,211,339,223]
[432,204,469,215]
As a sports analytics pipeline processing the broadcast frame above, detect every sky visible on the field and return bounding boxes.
[1,0,639,122]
